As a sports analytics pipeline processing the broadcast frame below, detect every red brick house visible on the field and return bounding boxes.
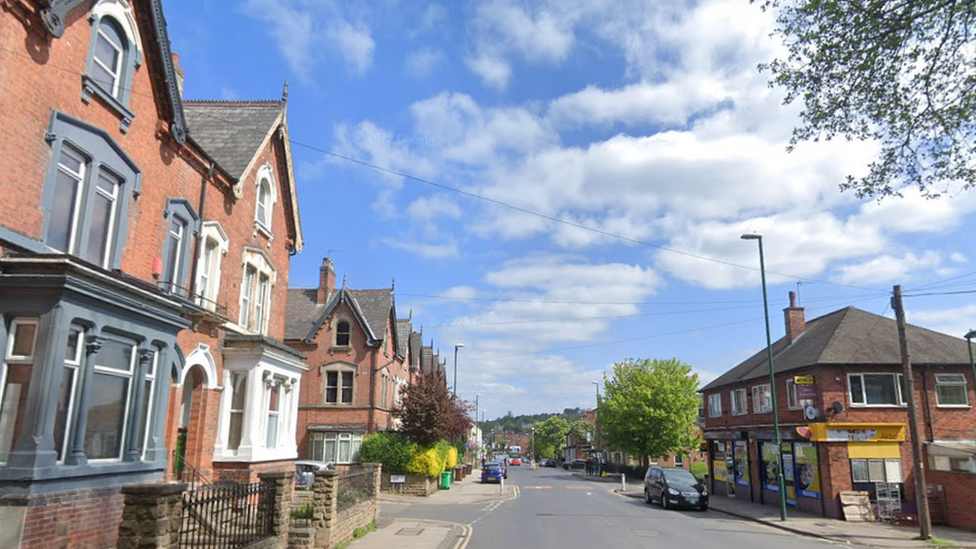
[286,258,415,465]
[0,1,305,547]
[701,291,976,530]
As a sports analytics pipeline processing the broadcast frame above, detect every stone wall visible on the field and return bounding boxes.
[379,473,437,497]
[298,463,381,549]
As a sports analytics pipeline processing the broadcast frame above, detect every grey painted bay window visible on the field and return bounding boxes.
[0,319,39,463]
[160,199,200,296]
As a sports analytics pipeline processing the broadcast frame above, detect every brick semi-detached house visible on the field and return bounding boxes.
[701,291,976,531]
[286,258,420,466]
[0,1,306,548]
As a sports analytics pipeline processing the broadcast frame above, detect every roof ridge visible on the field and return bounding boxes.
[183,99,282,106]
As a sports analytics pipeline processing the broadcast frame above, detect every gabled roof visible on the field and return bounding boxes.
[701,306,971,392]
[420,346,434,373]
[409,331,422,369]
[183,98,303,253]
[285,287,394,347]
[396,319,411,359]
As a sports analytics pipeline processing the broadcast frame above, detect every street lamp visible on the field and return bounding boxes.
[591,380,601,461]
[475,394,481,458]
[741,233,788,522]
[453,343,465,397]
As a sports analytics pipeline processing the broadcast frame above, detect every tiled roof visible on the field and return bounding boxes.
[701,306,971,391]
[285,289,324,341]
[410,332,422,368]
[183,101,282,179]
[396,319,411,358]
[349,289,392,342]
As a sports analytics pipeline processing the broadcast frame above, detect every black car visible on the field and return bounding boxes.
[563,458,587,470]
[643,466,708,511]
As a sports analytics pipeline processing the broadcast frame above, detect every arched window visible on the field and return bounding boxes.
[82,1,143,131]
[253,164,278,238]
[256,178,271,227]
[335,320,351,347]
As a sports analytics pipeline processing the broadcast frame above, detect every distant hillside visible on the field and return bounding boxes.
[479,407,586,435]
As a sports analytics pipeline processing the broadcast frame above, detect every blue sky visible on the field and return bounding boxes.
[165,0,976,419]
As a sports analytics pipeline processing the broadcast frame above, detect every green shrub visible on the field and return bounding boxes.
[690,461,708,480]
[445,446,458,470]
[290,502,313,520]
[406,446,444,478]
[359,432,415,474]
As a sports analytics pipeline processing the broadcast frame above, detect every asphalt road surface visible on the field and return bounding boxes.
[383,465,839,549]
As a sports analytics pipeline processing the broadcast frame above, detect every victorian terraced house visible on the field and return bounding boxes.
[0,1,305,547]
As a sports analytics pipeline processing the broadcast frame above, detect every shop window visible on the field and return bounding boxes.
[851,458,902,484]
[752,383,772,413]
[731,388,748,415]
[0,319,39,463]
[707,393,722,417]
[324,367,354,405]
[929,454,976,473]
[935,374,968,407]
[85,336,136,460]
[309,432,363,464]
[848,373,905,406]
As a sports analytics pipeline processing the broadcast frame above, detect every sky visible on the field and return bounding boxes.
[165,0,976,419]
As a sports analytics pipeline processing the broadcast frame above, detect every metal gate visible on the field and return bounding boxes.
[178,482,275,549]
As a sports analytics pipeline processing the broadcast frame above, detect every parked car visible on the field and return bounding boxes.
[563,459,587,470]
[295,460,333,488]
[539,458,557,468]
[510,457,522,466]
[481,460,508,483]
[643,466,708,511]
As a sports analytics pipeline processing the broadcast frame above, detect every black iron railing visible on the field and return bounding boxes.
[178,482,275,549]
[336,468,374,512]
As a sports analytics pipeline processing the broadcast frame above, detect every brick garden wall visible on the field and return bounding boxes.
[2,486,125,549]
[926,470,976,532]
[379,474,437,496]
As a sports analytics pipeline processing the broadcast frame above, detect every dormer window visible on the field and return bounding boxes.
[335,320,351,347]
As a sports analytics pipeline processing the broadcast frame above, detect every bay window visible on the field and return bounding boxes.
[85,336,136,460]
[0,319,38,463]
[309,432,363,464]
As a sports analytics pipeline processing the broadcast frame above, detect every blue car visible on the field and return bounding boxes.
[481,460,507,483]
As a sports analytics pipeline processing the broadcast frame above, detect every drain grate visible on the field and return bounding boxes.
[396,528,425,536]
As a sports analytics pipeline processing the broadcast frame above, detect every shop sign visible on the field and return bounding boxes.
[796,384,818,400]
[793,443,821,500]
[805,423,905,442]
[793,375,815,385]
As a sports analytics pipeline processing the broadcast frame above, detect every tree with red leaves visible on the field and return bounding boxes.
[394,369,473,447]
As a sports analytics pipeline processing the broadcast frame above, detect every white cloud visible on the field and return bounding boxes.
[464,55,512,90]
[836,252,946,286]
[381,238,458,259]
[909,304,976,342]
[328,20,375,75]
[405,47,444,77]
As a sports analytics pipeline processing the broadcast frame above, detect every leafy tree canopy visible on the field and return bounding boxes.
[393,369,472,447]
[598,358,700,466]
[760,0,976,199]
[532,416,570,460]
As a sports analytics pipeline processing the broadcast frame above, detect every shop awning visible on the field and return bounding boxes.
[926,441,976,458]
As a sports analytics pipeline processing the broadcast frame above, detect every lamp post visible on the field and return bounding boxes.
[475,394,481,459]
[453,343,464,397]
[591,380,601,464]
[741,233,787,521]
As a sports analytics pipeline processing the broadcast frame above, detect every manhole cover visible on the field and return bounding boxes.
[631,530,659,537]
[396,528,425,536]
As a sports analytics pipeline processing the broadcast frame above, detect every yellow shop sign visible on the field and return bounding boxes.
[793,375,815,385]
[805,423,905,443]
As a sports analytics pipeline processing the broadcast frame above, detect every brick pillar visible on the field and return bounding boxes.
[116,482,186,549]
[260,470,293,549]
[312,470,339,549]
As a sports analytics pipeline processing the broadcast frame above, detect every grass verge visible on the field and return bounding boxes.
[334,520,378,549]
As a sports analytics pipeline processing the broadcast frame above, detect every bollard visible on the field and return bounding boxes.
[500,476,505,495]
[621,473,626,492]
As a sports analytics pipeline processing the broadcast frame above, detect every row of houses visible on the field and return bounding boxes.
[0,2,452,548]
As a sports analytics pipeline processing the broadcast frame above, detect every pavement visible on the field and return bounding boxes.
[346,466,976,549]
[347,467,516,549]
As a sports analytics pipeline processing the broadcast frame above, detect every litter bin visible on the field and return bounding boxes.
[440,471,452,490]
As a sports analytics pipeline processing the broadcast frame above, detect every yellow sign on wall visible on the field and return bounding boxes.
[805,423,905,442]
[793,375,815,385]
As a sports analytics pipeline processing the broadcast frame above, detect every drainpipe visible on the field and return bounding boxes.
[920,368,934,441]
[188,162,214,299]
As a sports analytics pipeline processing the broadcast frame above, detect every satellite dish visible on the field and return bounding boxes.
[831,401,844,415]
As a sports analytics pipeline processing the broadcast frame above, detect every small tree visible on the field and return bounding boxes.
[394,369,472,447]
[599,358,700,467]
[533,416,570,460]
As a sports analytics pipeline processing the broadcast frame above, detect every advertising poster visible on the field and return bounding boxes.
[793,442,821,499]
[713,459,727,482]
[761,442,779,491]
[781,446,797,506]
[733,440,750,487]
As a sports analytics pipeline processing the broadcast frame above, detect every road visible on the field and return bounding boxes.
[382,465,839,549]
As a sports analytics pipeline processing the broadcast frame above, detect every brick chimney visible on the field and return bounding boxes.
[317,257,336,304]
[172,53,184,97]
[783,290,806,343]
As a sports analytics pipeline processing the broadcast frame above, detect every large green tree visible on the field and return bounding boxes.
[532,416,570,459]
[598,358,700,466]
[759,0,976,199]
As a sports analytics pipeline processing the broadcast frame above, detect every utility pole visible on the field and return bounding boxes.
[892,285,932,540]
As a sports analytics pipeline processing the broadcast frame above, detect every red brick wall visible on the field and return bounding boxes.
[16,487,124,549]
[927,470,976,531]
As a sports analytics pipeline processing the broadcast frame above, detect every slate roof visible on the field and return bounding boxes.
[349,289,393,342]
[410,331,422,369]
[420,346,434,373]
[285,289,325,341]
[183,101,283,179]
[396,319,411,359]
[701,306,971,391]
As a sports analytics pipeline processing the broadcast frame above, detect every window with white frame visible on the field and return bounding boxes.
[160,199,199,295]
[0,319,39,463]
[674,454,684,467]
[309,432,363,464]
[731,388,748,415]
[707,393,722,417]
[851,458,902,484]
[253,164,278,237]
[752,384,773,413]
[848,373,906,406]
[935,374,969,407]
[227,372,247,452]
[194,222,229,311]
[266,378,281,448]
[239,249,276,334]
[43,112,140,270]
[82,2,143,124]
[54,326,84,461]
[324,366,355,405]
[786,379,800,409]
[85,336,136,460]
